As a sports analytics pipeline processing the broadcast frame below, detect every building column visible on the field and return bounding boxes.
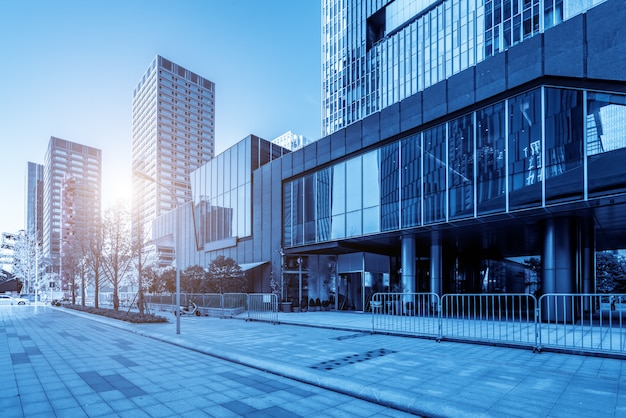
[541,217,576,321]
[401,235,416,293]
[581,218,596,313]
[581,219,595,295]
[430,232,442,313]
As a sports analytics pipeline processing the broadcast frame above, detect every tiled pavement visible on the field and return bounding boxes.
[2,305,626,417]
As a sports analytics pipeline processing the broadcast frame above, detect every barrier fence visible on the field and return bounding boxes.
[371,292,626,356]
[144,293,275,321]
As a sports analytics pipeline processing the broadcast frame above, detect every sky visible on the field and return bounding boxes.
[0,0,321,234]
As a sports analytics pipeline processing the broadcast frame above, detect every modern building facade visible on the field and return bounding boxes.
[322,0,607,136]
[165,0,626,312]
[131,55,216,240]
[25,162,44,243]
[42,137,101,288]
[152,135,288,276]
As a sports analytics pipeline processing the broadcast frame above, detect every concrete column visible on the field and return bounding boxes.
[541,217,576,321]
[401,235,416,293]
[430,232,442,297]
[581,219,596,313]
[582,219,595,295]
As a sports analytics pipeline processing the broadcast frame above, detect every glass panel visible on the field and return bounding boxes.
[304,174,315,244]
[363,206,380,234]
[237,185,245,237]
[346,156,362,212]
[477,101,506,214]
[332,163,346,216]
[331,214,345,239]
[544,88,584,203]
[448,114,474,219]
[283,183,293,247]
[587,91,626,198]
[423,124,447,223]
[508,88,542,210]
[316,168,331,242]
[294,178,304,245]
[381,142,400,231]
[362,150,380,208]
[401,133,421,228]
[346,210,362,237]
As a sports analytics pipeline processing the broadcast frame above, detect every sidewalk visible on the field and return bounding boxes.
[68,307,626,417]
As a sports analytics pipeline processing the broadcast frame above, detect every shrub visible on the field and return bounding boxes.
[63,304,168,323]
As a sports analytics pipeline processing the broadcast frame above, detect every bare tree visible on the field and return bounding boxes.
[11,231,38,294]
[83,221,105,308]
[101,202,133,310]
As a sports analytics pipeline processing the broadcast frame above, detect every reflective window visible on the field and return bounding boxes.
[285,85,626,248]
[508,88,542,209]
[381,142,400,231]
[401,133,421,228]
[476,102,506,215]
[283,183,293,246]
[587,91,626,198]
[544,88,584,203]
[448,114,474,219]
[423,124,447,223]
[316,168,332,242]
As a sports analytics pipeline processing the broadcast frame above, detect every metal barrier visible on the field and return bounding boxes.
[441,294,538,348]
[538,293,626,355]
[247,293,278,323]
[223,293,247,318]
[371,293,440,337]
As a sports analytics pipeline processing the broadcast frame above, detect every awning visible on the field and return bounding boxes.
[238,261,268,272]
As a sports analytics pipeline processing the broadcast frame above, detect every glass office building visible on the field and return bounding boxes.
[170,0,626,310]
[322,0,607,136]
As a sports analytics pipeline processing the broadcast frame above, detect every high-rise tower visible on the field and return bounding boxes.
[25,162,44,243]
[131,55,215,235]
[42,137,101,286]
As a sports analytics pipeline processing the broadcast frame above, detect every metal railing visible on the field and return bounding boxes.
[371,292,626,357]
[441,294,537,347]
[145,292,276,321]
[538,293,626,355]
[371,293,440,337]
[247,293,278,323]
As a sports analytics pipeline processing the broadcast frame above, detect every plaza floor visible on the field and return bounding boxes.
[2,305,626,417]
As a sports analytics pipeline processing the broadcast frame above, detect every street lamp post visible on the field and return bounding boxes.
[134,171,182,334]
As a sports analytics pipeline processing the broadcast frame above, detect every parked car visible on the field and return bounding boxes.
[0,294,29,305]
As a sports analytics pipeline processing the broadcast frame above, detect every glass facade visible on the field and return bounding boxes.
[322,0,607,136]
[286,86,626,247]
[191,136,288,249]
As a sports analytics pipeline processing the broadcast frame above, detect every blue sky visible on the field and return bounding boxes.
[0,0,321,233]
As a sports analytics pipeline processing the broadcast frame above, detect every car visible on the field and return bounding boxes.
[0,294,29,305]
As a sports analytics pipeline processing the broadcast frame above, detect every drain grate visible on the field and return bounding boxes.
[334,333,367,341]
[310,348,397,371]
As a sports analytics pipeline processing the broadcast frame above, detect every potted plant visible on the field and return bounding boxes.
[292,299,301,313]
[301,299,308,312]
[309,298,316,311]
[322,300,330,311]
[315,298,322,311]
[280,299,292,312]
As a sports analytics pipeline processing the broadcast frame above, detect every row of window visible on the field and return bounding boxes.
[285,86,626,247]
